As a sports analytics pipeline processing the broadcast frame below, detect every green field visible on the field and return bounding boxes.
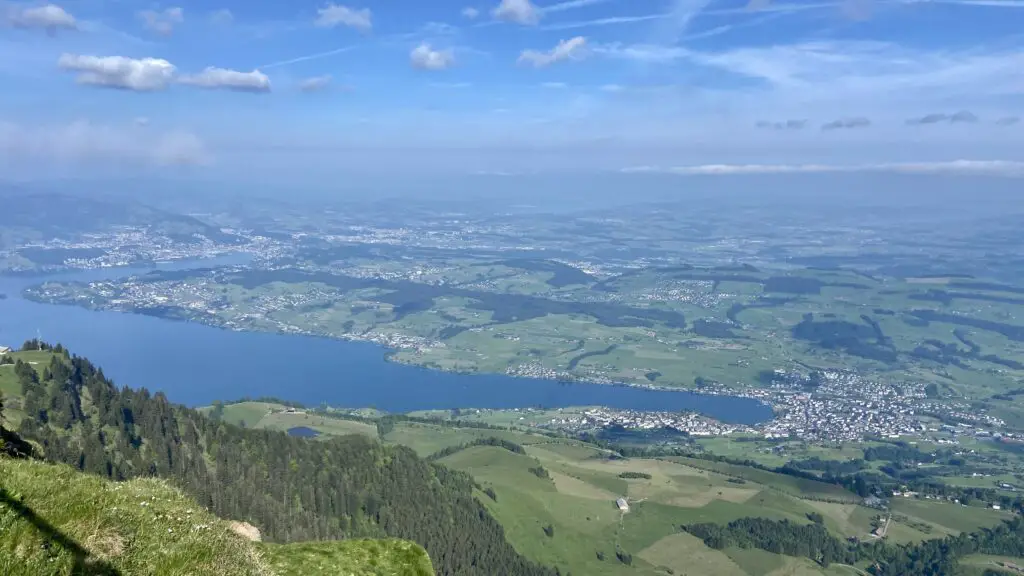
[0,350,51,397]
[432,436,875,576]
[666,456,861,502]
[958,555,1024,576]
[184,401,1024,575]
[207,402,379,438]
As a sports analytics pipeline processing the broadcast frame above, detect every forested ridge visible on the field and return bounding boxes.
[7,343,556,576]
[683,515,1024,575]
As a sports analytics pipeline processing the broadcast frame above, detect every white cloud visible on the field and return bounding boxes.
[298,75,332,92]
[600,83,624,92]
[542,81,568,88]
[8,4,77,33]
[518,37,588,67]
[315,4,372,30]
[461,6,480,18]
[0,119,210,167]
[493,0,540,25]
[209,9,233,25]
[410,43,455,70]
[623,160,1024,176]
[543,0,612,13]
[57,54,176,91]
[138,7,184,36]
[178,67,271,92]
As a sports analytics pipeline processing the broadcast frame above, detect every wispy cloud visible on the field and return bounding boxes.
[315,4,372,30]
[518,36,588,67]
[298,75,332,92]
[663,0,715,41]
[902,0,1024,8]
[209,9,233,25]
[137,7,184,37]
[623,160,1024,176]
[712,1,837,14]
[822,117,871,130]
[756,119,807,130]
[258,46,358,69]
[0,119,209,166]
[602,40,1023,103]
[996,116,1021,126]
[490,0,609,25]
[542,0,614,13]
[541,14,665,31]
[906,111,979,124]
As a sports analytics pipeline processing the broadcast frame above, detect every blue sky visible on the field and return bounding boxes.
[0,0,1022,181]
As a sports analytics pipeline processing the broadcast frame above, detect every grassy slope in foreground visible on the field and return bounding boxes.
[0,457,432,576]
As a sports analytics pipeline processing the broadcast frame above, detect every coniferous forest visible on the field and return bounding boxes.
[683,515,1024,576]
[9,346,556,576]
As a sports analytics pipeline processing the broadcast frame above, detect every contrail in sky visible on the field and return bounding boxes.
[259,46,358,70]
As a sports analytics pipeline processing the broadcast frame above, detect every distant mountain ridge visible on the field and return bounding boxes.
[0,190,240,245]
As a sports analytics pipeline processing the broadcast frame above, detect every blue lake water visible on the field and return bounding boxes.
[287,426,322,438]
[0,259,773,425]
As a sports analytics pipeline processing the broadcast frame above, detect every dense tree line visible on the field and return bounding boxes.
[685,515,1024,575]
[11,348,556,576]
[426,437,527,461]
[685,518,862,567]
[618,472,652,479]
[528,466,550,480]
[787,456,866,476]
[373,413,533,438]
[863,443,941,464]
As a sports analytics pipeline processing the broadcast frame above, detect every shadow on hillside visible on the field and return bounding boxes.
[0,488,121,575]
[0,426,35,459]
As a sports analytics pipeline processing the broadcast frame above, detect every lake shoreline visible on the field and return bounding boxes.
[23,287,771,400]
[1,260,774,425]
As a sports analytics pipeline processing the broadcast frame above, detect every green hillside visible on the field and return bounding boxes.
[0,457,432,575]
[0,344,553,576]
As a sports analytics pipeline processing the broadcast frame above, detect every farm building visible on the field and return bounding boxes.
[615,498,629,512]
[0,346,11,355]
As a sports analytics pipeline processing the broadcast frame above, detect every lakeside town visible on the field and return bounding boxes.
[517,368,1013,445]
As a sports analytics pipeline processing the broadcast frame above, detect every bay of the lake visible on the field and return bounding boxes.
[0,259,773,425]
